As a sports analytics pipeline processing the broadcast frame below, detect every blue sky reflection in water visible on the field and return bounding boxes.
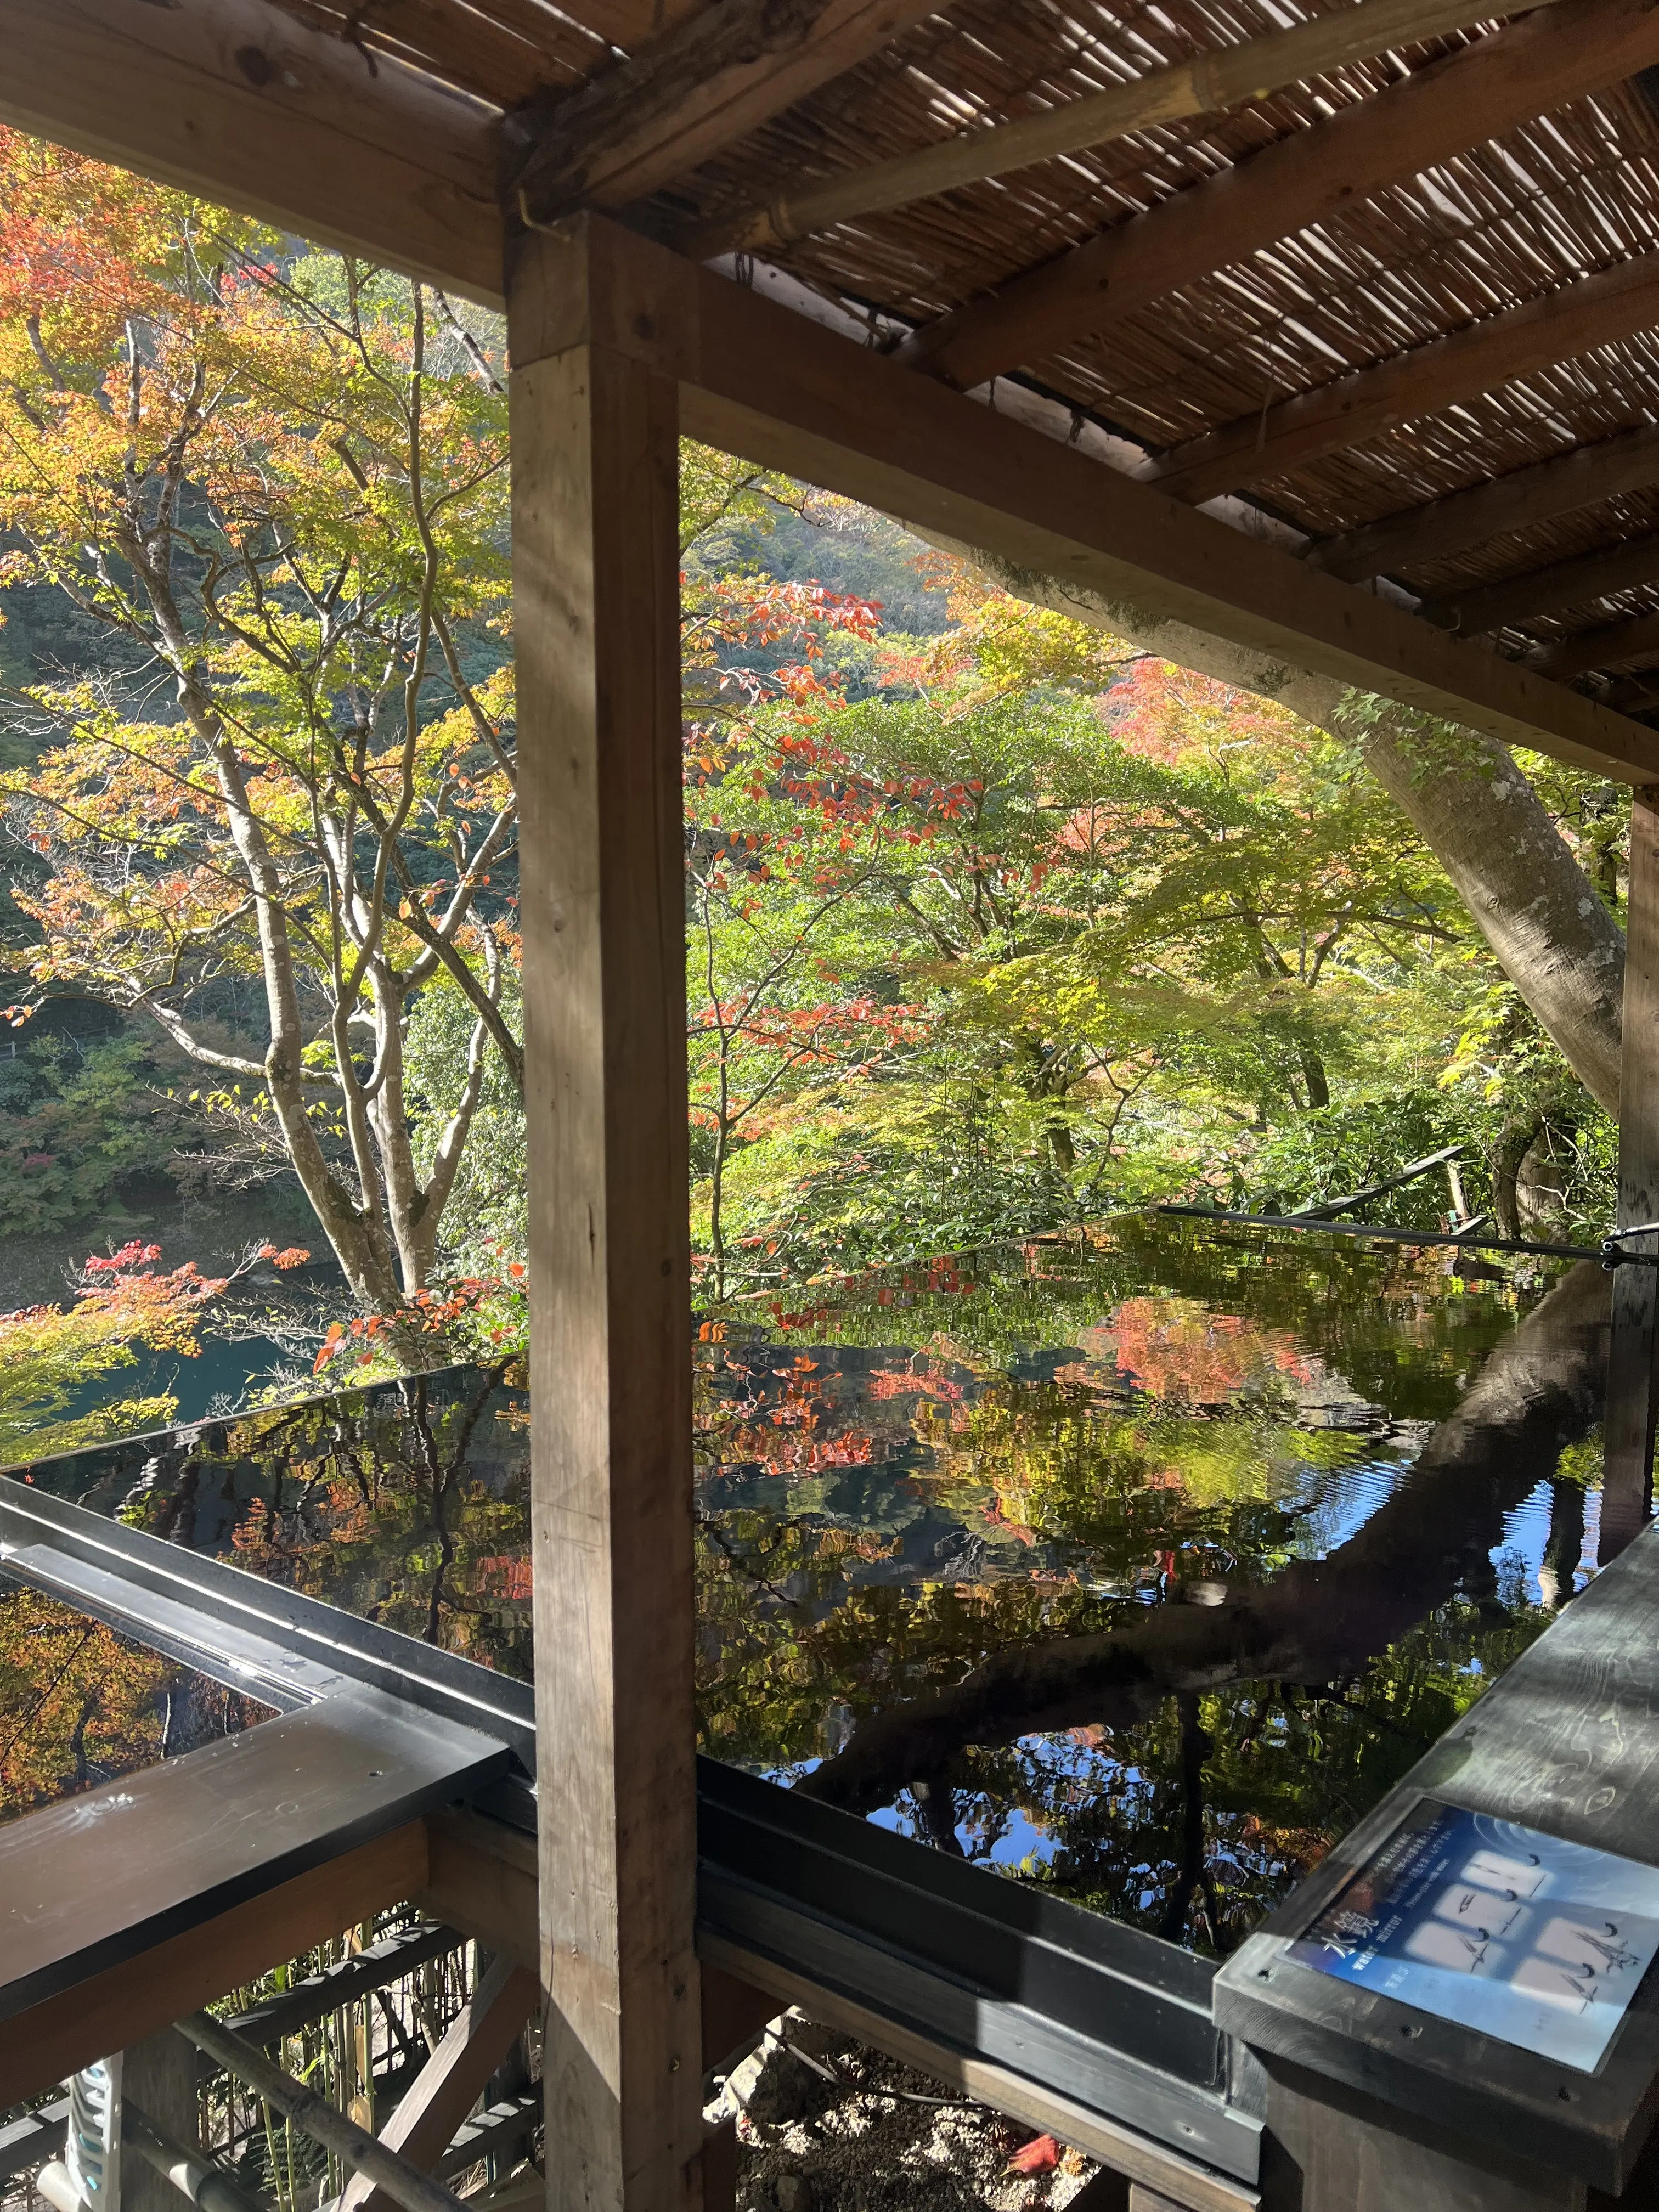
[695,1215,1608,1954]
[3,1214,1611,1957]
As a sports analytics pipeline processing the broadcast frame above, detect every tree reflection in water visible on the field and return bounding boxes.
[694,1223,1609,1955]
[0,1584,274,1826]
[6,1216,1612,1957]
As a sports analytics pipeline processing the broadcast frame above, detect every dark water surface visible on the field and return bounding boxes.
[1,1216,1611,1954]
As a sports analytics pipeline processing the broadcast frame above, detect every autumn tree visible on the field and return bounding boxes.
[936,541,1627,1124]
[0,136,516,1323]
[0,1236,304,1459]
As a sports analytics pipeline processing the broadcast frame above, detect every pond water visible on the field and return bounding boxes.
[0,1215,1613,1956]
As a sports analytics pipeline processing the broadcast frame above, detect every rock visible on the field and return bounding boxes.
[725,2022,837,2126]
[770,2175,814,2212]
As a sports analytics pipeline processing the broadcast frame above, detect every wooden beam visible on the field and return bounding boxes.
[1309,419,1659,584]
[544,219,1659,782]
[1605,670,1659,714]
[696,1932,1259,2212]
[511,0,941,228]
[1422,528,1659,636]
[1148,254,1659,509]
[1600,787,1659,1563]
[417,1809,538,1971]
[0,1825,428,2111]
[1531,606,1659,679]
[0,0,503,307]
[896,0,1659,392]
[680,0,1540,259]
[507,228,703,2212]
[339,1955,540,2212]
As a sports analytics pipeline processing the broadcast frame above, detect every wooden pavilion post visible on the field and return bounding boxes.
[1600,785,1659,1562]
[506,218,703,2212]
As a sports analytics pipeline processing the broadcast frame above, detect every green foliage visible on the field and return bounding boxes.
[0,1033,190,1236]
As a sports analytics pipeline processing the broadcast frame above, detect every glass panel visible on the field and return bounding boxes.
[0,1583,276,1831]
[7,1213,1608,1953]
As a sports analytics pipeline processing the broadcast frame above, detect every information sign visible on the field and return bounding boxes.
[1289,1799,1659,2071]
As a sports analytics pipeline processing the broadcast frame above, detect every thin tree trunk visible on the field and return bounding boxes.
[940,546,1626,1118]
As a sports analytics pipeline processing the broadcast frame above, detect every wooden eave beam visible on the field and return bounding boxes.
[1147,255,1659,508]
[515,215,1659,785]
[1423,528,1659,635]
[0,1824,429,2111]
[895,0,1659,392]
[1310,418,1659,583]
[1532,606,1659,678]
[0,0,504,307]
[679,0,1545,260]
[510,0,944,228]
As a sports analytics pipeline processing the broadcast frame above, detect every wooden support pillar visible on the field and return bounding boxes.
[123,2031,200,2212]
[506,217,703,2212]
[1601,785,1659,1561]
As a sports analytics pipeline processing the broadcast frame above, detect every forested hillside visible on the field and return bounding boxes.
[0,132,1635,1435]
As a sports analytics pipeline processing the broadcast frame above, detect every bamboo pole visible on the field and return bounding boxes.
[173,2017,467,2212]
[680,0,1547,258]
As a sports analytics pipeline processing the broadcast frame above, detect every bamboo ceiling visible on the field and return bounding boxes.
[270,0,1659,715]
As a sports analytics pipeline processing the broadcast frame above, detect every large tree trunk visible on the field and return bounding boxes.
[941,546,1626,1119]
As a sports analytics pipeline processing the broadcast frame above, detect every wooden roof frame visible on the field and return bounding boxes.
[6,0,1659,781]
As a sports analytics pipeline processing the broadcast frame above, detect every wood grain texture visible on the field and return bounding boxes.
[0,1825,428,2111]
[534,220,1659,783]
[1602,786,1659,1560]
[0,0,502,307]
[513,0,942,222]
[123,2028,202,2212]
[899,0,1659,392]
[340,1955,540,2212]
[1154,256,1659,512]
[418,1808,539,1971]
[510,230,703,2212]
[1311,420,1659,585]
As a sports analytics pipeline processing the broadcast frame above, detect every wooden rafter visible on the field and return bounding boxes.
[1423,530,1659,636]
[510,0,944,227]
[1606,670,1659,712]
[1533,607,1659,678]
[536,215,1659,783]
[1310,419,1659,583]
[0,0,501,305]
[678,0,1541,259]
[896,0,1659,391]
[1147,257,1659,508]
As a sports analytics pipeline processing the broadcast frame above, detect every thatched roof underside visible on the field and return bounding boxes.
[273,0,1659,720]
